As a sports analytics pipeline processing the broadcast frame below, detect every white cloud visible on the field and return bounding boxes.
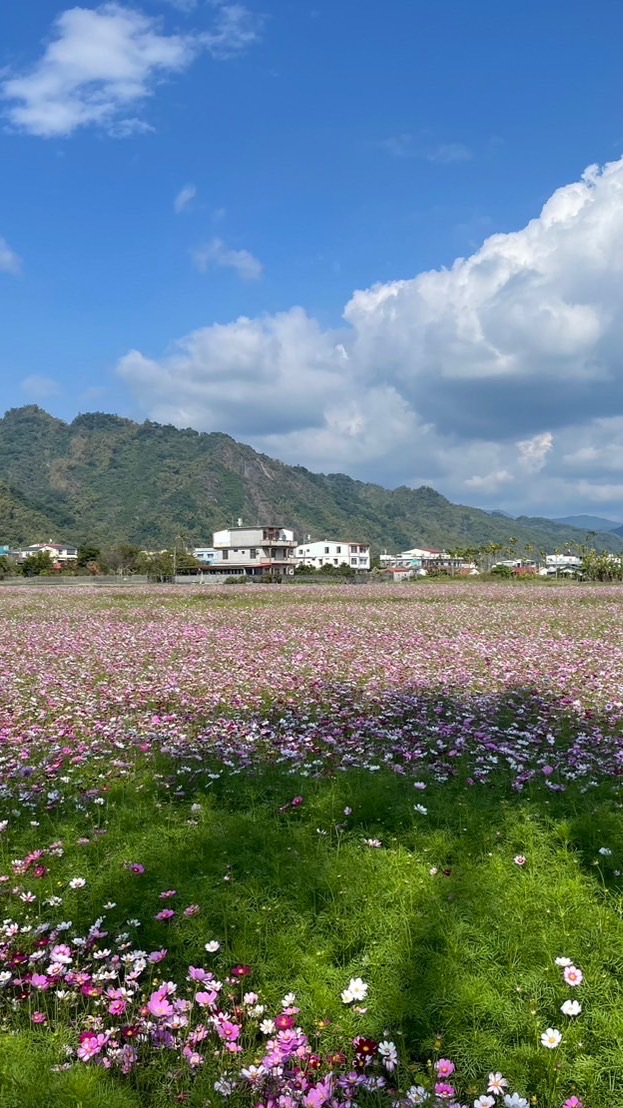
[192,237,263,280]
[119,155,623,517]
[517,432,553,473]
[21,375,60,400]
[174,183,197,212]
[0,237,21,275]
[1,2,259,138]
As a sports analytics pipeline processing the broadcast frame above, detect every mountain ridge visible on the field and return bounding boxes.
[1,405,622,555]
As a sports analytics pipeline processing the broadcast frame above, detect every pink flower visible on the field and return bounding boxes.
[31,1011,47,1024]
[147,990,174,1018]
[563,1099,583,1108]
[155,909,175,922]
[159,889,177,899]
[30,973,50,990]
[148,948,168,963]
[563,965,583,987]
[128,863,145,875]
[108,999,127,1016]
[195,990,218,1007]
[514,855,527,866]
[217,1019,241,1043]
[184,904,200,916]
[435,1059,455,1077]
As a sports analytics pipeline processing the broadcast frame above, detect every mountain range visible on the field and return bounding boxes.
[1,405,622,555]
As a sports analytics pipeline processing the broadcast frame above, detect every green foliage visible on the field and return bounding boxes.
[491,563,514,578]
[77,544,101,567]
[19,550,54,576]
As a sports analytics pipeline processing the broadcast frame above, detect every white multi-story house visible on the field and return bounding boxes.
[199,525,298,577]
[14,542,78,564]
[294,540,370,571]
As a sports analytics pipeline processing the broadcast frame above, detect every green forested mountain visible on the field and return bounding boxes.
[1,405,621,554]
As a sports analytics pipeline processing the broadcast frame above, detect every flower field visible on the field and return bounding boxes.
[1,582,623,1108]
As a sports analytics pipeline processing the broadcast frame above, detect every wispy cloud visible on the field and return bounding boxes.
[192,237,262,280]
[21,375,60,400]
[0,236,21,275]
[0,2,261,139]
[202,1,262,60]
[382,133,472,163]
[174,183,197,213]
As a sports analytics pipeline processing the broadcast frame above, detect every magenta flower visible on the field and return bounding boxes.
[108,998,127,1016]
[31,1011,47,1024]
[30,973,50,990]
[128,863,145,875]
[159,889,177,899]
[155,908,175,922]
[435,1059,455,1077]
[433,1083,455,1099]
[148,948,168,963]
[563,1099,583,1108]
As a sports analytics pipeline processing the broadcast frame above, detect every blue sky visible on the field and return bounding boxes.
[2,0,623,519]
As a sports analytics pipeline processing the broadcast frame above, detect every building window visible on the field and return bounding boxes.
[324,546,330,554]
[336,546,341,553]
[222,550,228,560]
[250,548,257,558]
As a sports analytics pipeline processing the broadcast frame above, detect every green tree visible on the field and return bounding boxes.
[20,550,54,576]
[77,544,101,568]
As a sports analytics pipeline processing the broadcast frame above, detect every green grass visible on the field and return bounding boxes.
[2,765,623,1106]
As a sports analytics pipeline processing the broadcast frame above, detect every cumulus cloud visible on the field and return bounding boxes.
[119,155,623,517]
[174,183,197,212]
[192,237,263,280]
[0,2,259,138]
[0,237,21,275]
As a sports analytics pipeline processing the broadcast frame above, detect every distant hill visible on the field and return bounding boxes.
[1,405,622,555]
[552,514,622,533]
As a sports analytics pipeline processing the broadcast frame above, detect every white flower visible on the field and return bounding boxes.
[487,1073,509,1094]
[342,976,368,1003]
[45,896,63,907]
[0,971,12,985]
[429,867,438,876]
[68,878,86,889]
[213,1079,235,1096]
[0,821,8,832]
[103,902,116,910]
[540,1027,562,1048]
[555,956,572,966]
[513,855,526,866]
[503,1096,528,1108]
[414,804,428,815]
[282,992,296,1007]
[561,999,582,1016]
[344,807,352,816]
[378,1040,398,1071]
[474,1098,495,1108]
[599,847,612,856]
[406,1087,429,1105]
[364,838,382,848]
[413,782,427,790]
[260,1018,275,1034]
[204,940,220,953]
